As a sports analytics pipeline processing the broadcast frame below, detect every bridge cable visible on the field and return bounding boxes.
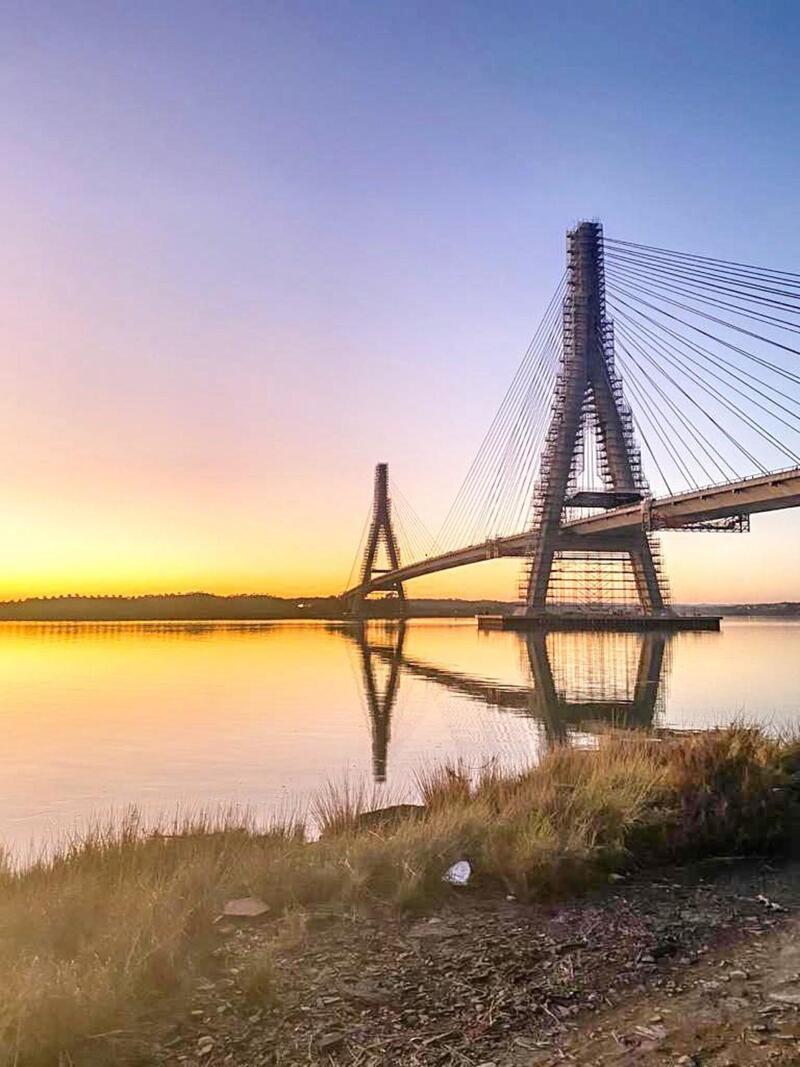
[435,299,558,548]
[608,299,782,472]
[605,238,800,285]
[613,338,709,487]
[614,332,735,485]
[605,247,800,306]
[453,280,565,545]
[608,291,800,466]
[609,301,800,434]
[437,276,565,549]
[606,260,800,335]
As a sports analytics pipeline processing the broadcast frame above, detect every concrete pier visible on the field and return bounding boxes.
[477,613,721,633]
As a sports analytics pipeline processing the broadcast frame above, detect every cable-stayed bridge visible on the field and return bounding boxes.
[342,222,800,624]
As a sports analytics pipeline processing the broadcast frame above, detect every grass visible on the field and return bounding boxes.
[0,726,799,1064]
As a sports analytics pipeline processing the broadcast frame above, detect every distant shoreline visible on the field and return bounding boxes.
[0,592,797,622]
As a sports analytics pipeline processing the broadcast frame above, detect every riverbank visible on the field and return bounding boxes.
[1,726,798,1064]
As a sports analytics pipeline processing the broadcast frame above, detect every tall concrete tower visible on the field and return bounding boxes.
[523,222,666,616]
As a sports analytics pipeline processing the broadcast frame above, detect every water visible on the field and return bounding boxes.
[1,617,798,856]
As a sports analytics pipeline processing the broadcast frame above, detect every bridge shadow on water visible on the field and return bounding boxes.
[338,622,672,781]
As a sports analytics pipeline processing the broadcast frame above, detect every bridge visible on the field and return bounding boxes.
[342,222,800,622]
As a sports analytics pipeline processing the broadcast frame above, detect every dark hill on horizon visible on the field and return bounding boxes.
[0,593,796,621]
[0,593,512,621]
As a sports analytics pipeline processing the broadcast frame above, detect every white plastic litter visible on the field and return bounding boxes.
[443,859,472,886]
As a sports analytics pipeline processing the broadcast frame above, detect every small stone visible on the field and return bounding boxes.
[220,896,270,920]
[408,920,459,940]
[729,969,748,979]
[318,1032,345,1052]
[197,1036,214,1057]
[342,981,389,1005]
[769,988,800,1006]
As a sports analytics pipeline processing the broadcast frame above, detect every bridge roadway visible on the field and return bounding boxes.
[342,465,800,599]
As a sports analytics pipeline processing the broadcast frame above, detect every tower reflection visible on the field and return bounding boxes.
[524,629,668,743]
[344,623,671,780]
[351,620,406,781]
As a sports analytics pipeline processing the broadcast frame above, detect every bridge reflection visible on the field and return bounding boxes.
[342,623,671,780]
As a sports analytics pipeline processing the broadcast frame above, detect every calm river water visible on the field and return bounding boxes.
[1,617,799,856]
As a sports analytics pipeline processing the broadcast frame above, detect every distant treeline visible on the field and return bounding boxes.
[0,593,514,621]
[696,602,800,617]
[0,594,796,622]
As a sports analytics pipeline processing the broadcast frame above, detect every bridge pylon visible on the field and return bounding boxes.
[349,463,406,615]
[523,221,668,617]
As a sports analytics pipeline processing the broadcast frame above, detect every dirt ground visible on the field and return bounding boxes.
[155,859,800,1066]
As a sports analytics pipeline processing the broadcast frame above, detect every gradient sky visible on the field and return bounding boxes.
[1,0,799,601]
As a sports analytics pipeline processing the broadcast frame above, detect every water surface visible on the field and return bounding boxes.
[1,618,798,855]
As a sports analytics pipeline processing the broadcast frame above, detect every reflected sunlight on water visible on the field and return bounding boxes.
[0,618,798,855]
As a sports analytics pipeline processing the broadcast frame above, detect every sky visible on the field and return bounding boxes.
[0,0,799,602]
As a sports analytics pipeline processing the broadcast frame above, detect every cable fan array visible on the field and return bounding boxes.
[434,276,566,553]
[603,237,800,499]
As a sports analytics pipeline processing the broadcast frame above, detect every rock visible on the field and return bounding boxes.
[633,1023,667,1042]
[407,919,460,940]
[756,894,786,912]
[324,804,425,837]
[341,980,390,1005]
[768,986,800,1006]
[197,1035,214,1057]
[220,896,270,920]
[318,1031,345,1051]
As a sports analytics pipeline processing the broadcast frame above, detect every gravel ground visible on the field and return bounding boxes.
[155,859,800,1066]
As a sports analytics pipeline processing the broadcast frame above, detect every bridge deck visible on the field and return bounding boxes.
[341,466,800,600]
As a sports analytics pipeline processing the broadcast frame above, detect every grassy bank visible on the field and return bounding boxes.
[1,726,799,1064]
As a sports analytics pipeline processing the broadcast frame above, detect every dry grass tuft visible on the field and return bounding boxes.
[414,759,472,810]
